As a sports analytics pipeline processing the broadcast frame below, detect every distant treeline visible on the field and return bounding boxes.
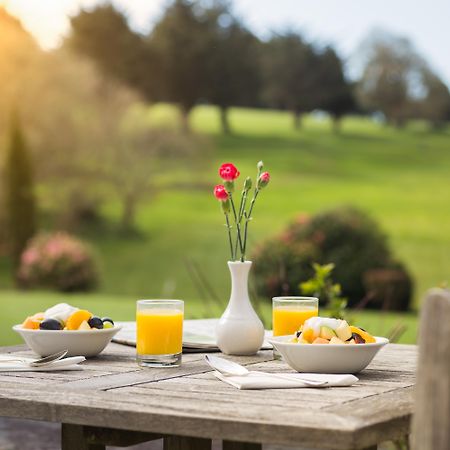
[68,0,450,133]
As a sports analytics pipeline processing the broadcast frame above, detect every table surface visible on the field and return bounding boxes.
[0,342,417,450]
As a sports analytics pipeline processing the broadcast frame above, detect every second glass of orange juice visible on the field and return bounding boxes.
[136,299,184,367]
[272,296,318,358]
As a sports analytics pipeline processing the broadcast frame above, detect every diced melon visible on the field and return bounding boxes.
[312,337,329,344]
[320,326,336,340]
[78,320,91,331]
[336,321,352,341]
[329,336,345,344]
[298,337,310,344]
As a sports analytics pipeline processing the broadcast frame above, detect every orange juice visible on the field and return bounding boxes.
[136,309,183,355]
[272,306,318,336]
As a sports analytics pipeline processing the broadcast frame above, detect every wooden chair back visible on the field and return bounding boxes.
[411,288,450,450]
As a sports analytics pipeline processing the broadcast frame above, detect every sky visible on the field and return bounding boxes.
[3,0,450,85]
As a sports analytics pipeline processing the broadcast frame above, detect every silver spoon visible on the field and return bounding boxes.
[205,355,327,387]
[0,350,68,367]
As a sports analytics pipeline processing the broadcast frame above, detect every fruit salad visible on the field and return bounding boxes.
[21,303,115,331]
[291,316,376,344]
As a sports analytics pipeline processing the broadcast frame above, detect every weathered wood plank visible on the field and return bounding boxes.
[411,289,450,450]
[0,384,363,448]
[0,342,418,450]
[0,344,27,354]
[329,386,414,449]
[117,376,406,407]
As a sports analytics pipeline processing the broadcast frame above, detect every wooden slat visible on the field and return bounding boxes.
[411,289,450,450]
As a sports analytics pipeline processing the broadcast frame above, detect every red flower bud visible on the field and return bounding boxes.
[214,185,229,201]
[219,163,240,181]
[258,171,270,188]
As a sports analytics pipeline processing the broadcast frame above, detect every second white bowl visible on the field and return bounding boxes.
[269,335,389,373]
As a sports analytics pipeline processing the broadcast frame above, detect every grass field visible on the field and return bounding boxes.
[1,105,449,345]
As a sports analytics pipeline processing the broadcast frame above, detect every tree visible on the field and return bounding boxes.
[4,112,36,271]
[0,7,40,142]
[262,32,320,129]
[357,30,450,128]
[203,2,261,134]
[356,30,420,126]
[68,5,155,98]
[86,90,208,231]
[418,68,450,128]
[316,47,355,132]
[148,0,212,132]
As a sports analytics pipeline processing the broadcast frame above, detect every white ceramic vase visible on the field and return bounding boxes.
[216,261,265,355]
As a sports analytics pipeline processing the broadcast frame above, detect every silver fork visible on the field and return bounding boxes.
[0,350,68,367]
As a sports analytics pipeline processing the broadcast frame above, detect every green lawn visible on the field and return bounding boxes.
[1,105,449,346]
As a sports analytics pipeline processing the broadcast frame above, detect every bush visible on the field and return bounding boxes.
[17,232,99,292]
[252,206,413,310]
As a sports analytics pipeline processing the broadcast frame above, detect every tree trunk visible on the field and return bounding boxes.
[220,106,231,135]
[293,111,302,129]
[332,115,341,134]
[180,105,192,134]
[120,193,136,232]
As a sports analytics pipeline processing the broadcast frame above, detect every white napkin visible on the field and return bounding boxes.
[214,370,358,390]
[0,355,85,372]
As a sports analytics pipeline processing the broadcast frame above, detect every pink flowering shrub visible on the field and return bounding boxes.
[252,206,413,311]
[18,232,99,292]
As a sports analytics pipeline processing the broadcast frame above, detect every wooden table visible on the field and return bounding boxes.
[0,342,417,450]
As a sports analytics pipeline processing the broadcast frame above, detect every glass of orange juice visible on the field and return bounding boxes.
[136,299,184,367]
[272,296,318,358]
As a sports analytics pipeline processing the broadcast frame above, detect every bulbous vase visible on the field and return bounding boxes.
[216,261,264,355]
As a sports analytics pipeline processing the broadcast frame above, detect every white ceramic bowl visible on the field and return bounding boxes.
[13,325,122,357]
[269,335,389,373]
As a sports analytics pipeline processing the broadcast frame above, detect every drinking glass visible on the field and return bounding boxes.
[272,296,319,358]
[136,299,184,367]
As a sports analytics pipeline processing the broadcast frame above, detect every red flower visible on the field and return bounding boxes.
[213,185,229,201]
[219,163,240,181]
[258,171,270,188]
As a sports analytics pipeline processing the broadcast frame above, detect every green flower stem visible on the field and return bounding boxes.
[242,189,259,259]
[234,189,249,258]
[229,194,244,261]
[224,213,234,261]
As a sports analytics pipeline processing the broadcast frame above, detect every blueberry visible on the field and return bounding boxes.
[40,318,63,330]
[102,317,114,326]
[88,316,104,329]
[352,332,366,344]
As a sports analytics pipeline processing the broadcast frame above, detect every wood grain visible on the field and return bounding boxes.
[411,288,450,450]
[0,342,418,450]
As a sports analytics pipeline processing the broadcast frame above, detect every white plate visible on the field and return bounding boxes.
[13,325,122,357]
[269,335,389,373]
